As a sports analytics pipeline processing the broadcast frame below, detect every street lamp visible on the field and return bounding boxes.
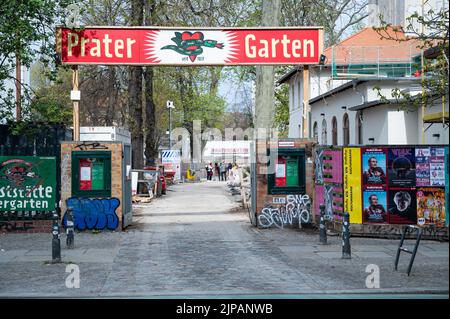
[167,100,175,150]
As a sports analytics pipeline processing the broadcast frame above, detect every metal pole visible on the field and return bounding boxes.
[51,211,61,263]
[319,204,327,244]
[169,106,172,150]
[72,66,80,141]
[407,228,423,276]
[342,212,351,259]
[66,207,75,249]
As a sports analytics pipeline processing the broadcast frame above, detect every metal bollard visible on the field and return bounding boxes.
[319,204,327,244]
[342,212,351,259]
[51,211,61,263]
[66,208,75,249]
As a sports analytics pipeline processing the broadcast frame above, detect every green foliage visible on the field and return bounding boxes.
[373,5,449,110]
[0,0,72,122]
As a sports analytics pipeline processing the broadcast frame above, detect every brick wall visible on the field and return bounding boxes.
[60,142,123,229]
[255,139,316,224]
[0,220,52,234]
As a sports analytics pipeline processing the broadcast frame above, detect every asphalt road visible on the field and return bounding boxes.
[0,181,448,298]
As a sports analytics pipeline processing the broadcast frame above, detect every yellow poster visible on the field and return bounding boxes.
[344,148,362,224]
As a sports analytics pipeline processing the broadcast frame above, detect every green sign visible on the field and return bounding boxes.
[0,156,56,211]
[286,157,299,186]
[91,159,104,190]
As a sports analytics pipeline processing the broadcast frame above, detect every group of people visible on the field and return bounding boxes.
[205,162,238,182]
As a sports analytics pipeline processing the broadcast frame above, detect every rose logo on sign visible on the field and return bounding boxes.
[161,31,224,62]
[0,159,37,186]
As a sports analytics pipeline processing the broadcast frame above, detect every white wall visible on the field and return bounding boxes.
[418,97,449,145]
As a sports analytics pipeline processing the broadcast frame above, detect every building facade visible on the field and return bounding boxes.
[278,27,448,146]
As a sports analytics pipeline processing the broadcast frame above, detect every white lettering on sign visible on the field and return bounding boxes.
[67,33,136,59]
[245,34,315,59]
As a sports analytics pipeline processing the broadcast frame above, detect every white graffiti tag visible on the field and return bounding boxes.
[258,195,311,228]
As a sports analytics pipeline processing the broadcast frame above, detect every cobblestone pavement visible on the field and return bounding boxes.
[0,181,448,297]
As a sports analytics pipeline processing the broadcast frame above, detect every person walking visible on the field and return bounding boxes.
[214,163,220,181]
[219,162,226,181]
[206,162,213,181]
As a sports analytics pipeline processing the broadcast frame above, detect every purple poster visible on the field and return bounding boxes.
[388,148,415,187]
[314,185,325,217]
[322,150,343,184]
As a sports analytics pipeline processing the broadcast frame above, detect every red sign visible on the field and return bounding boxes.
[57,27,324,65]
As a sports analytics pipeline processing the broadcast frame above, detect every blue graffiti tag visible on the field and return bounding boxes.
[63,197,120,231]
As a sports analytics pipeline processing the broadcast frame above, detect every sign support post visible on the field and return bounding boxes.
[71,66,80,141]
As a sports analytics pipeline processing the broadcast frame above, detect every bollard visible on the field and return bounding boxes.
[51,211,61,263]
[342,212,351,259]
[319,204,327,244]
[66,207,75,249]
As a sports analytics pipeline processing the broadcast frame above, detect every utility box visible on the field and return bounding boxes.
[60,127,133,231]
[251,139,315,229]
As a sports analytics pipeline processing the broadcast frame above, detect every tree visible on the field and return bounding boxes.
[128,0,144,168]
[0,0,71,123]
[373,4,449,112]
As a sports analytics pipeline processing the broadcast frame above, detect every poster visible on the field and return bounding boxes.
[415,147,445,186]
[363,190,388,224]
[314,148,324,185]
[446,147,449,227]
[343,148,362,224]
[416,187,446,227]
[362,148,387,188]
[314,185,324,217]
[322,150,343,184]
[388,189,417,224]
[388,148,415,187]
[330,185,344,220]
[430,148,445,186]
[0,156,56,211]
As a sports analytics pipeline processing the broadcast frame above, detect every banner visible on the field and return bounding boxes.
[388,148,415,187]
[57,27,324,65]
[0,156,56,211]
[416,187,446,227]
[343,148,362,224]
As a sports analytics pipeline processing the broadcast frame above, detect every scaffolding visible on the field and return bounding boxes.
[331,44,421,79]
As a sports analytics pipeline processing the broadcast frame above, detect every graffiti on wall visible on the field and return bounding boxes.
[258,194,311,228]
[63,197,120,231]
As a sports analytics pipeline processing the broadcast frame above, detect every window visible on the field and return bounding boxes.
[332,116,338,146]
[267,148,306,194]
[72,151,112,197]
[313,122,318,141]
[321,119,327,145]
[343,113,350,146]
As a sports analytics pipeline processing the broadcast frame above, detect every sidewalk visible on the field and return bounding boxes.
[0,182,448,297]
